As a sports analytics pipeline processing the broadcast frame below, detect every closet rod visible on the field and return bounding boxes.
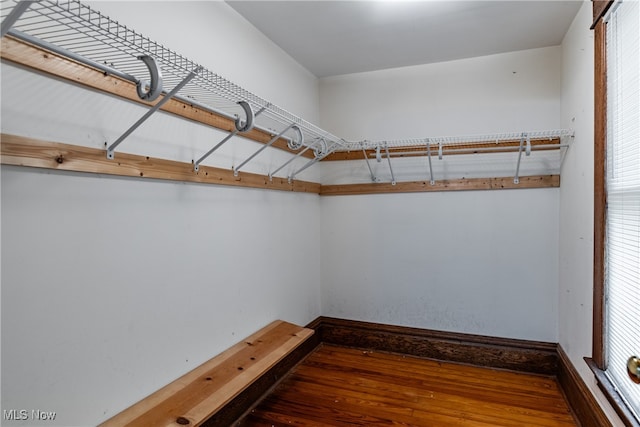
[8,29,135,82]
[368,143,569,158]
[343,129,573,152]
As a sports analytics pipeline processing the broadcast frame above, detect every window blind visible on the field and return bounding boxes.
[605,0,640,420]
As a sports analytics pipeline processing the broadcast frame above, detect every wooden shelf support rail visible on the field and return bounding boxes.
[0,134,322,194]
[1,134,561,195]
[320,175,561,196]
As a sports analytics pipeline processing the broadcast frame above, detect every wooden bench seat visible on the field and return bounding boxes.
[100,320,314,427]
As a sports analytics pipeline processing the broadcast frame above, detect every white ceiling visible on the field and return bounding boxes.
[227,1,582,78]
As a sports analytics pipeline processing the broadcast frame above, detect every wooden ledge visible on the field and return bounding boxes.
[99,320,314,427]
[2,134,560,195]
[320,175,560,196]
[0,134,321,194]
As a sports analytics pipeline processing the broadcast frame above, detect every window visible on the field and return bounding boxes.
[592,1,640,425]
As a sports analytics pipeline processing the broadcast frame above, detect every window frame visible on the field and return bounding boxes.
[589,1,640,426]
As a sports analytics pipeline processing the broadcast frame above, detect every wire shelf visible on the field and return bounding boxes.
[1,0,345,158]
[1,0,573,185]
[339,129,574,151]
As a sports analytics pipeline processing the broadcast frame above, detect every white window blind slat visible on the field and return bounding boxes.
[605,0,640,420]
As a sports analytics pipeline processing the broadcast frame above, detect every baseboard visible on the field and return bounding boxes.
[309,316,558,375]
[557,346,613,427]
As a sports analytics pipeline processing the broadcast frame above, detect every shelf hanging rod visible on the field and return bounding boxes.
[361,141,376,182]
[193,103,265,172]
[1,1,35,37]
[7,29,137,82]
[107,64,202,159]
[233,123,301,176]
[513,132,531,184]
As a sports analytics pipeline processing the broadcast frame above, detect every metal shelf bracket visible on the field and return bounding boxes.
[362,141,377,183]
[233,123,301,176]
[269,142,314,182]
[288,138,330,183]
[426,139,435,185]
[385,143,396,185]
[106,64,202,160]
[193,102,264,172]
[514,132,531,184]
[0,0,34,37]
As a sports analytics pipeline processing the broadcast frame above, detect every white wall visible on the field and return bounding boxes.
[318,48,562,342]
[559,2,624,425]
[1,168,321,426]
[321,189,559,341]
[319,46,561,141]
[1,2,322,426]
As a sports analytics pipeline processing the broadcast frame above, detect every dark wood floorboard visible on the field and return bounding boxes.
[238,344,577,427]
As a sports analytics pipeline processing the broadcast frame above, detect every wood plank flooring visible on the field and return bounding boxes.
[238,344,577,427]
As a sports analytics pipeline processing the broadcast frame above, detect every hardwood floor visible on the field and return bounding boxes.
[238,344,577,427]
